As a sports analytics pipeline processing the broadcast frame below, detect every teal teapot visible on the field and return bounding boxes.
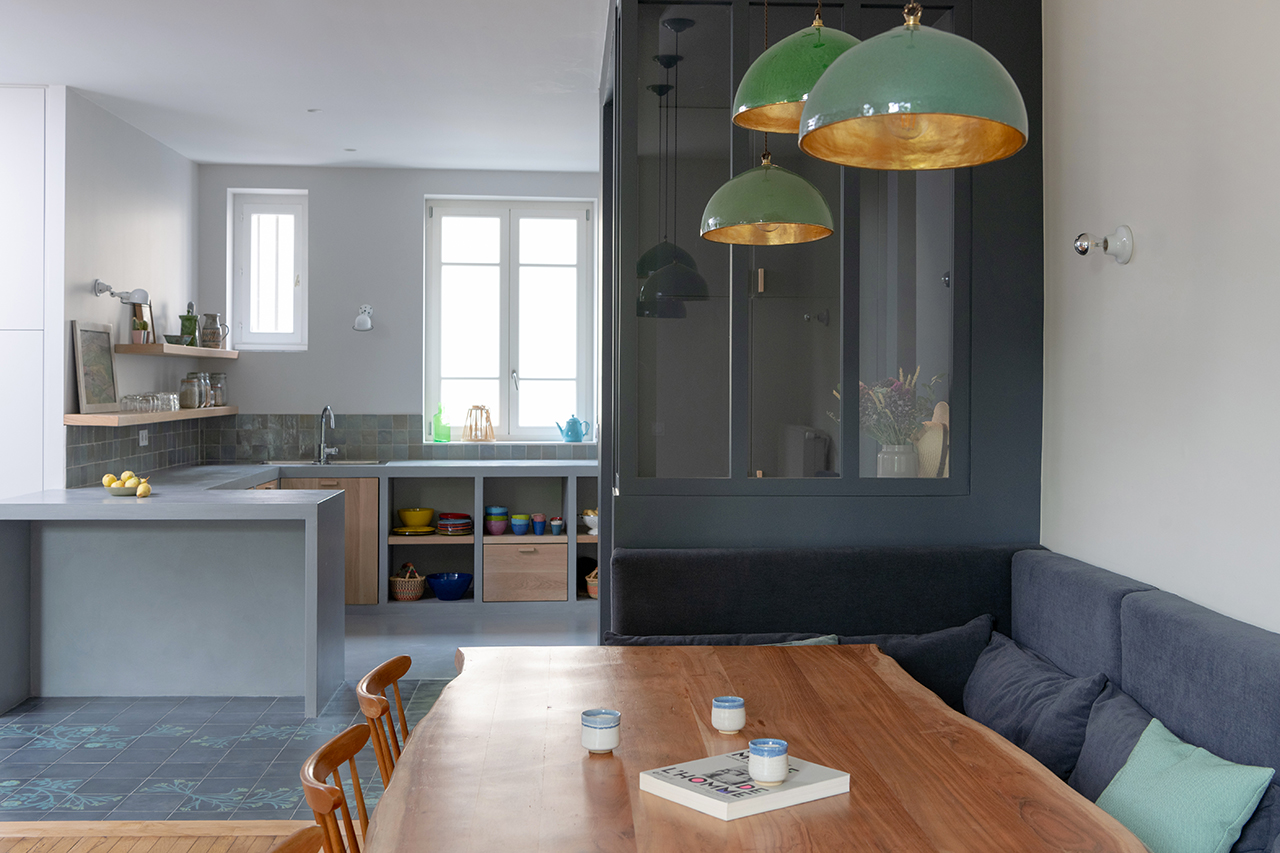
[556,415,590,443]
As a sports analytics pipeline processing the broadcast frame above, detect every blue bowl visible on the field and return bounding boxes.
[510,519,530,535]
[484,505,507,516]
[426,572,473,601]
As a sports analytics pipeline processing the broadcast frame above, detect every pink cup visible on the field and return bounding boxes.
[531,513,546,522]
[485,518,507,536]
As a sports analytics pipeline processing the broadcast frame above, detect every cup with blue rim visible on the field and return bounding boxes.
[748,737,789,786]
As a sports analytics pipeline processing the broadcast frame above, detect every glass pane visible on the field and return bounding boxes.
[518,380,578,429]
[858,169,954,479]
[520,218,577,265]
[747,5,842,479]
[440,379,501,428]
[250,213,294,334]
[440,265,500,377]
[635,3,731,478]
[441,216,500,264]
[519,266,576,378]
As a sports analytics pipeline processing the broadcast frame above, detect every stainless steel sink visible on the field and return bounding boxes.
[260,460,383,466]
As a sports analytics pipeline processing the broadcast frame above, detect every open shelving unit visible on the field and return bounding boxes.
[114,343,239,359]
[386,533,474,545]
[64,406,238,427]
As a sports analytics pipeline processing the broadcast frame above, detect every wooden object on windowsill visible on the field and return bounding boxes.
[63,406,238,427]
[114,342,240,359]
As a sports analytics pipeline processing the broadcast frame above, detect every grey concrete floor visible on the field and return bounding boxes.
[344,598,601,681]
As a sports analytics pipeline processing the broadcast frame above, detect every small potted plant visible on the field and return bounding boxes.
[132,318,149,344]
[858,367,941,478]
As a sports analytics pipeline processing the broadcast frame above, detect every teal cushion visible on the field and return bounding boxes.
[769,634,839,646]
[1097,719,1274,853]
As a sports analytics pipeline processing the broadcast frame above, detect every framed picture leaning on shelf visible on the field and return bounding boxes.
[72,320,121,413]
[132,302,155,344]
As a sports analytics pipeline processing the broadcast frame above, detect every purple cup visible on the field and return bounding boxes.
[485,518,507,536]
[533,519,546,535]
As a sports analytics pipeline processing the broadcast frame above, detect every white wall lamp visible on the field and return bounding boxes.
[91,279,150,304]
[1074,226,1134,265]
[353,304,374,332]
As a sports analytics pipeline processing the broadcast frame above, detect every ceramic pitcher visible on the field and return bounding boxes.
[200,313,229,348]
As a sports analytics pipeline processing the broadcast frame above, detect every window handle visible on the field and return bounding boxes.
[294,274,301,289]
[511,369,519,390]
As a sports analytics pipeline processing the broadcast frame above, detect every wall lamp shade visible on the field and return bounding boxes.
[636,241,698,279]
[797,14,1028,170]
[700,156,834,245]
[353,304,373,331]
[732,19,860,134]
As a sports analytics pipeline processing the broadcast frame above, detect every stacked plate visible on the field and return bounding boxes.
[436,512,474,536]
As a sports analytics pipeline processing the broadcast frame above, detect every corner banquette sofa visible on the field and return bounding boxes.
[607,545,1280,853]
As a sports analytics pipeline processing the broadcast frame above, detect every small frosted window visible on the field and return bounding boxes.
[249,213,295,334]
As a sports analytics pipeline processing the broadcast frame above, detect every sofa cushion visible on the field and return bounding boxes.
[770,634,838,646]
[1096,718,1273,853]
[1011,550,1154,686]
[1069,681,1153,801]
[1121,590,1280,841]
[839,614,993,712]
[609,545,1037,638]
[1236,786,1280,853]
[602,631,830,646]
[963,632,1107,779]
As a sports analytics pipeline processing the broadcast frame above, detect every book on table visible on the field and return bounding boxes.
[639,750,850,821]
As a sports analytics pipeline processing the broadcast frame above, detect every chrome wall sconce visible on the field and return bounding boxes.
[1074,226,1134,265]
[353,304,374,332]
[92,279,150,304]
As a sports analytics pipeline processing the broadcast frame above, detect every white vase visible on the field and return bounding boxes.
[877,444,918,478]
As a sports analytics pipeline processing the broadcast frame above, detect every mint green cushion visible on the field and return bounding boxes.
[769,634,839,646]
[1097,719,1274,853]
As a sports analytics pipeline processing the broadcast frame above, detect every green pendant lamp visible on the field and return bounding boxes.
[700,151,834,245]
[798,2,1028,170]
[732,9,860,134]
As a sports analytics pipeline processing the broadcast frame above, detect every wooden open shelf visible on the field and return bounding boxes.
[114,343,240,360]
[64,406,238,427]
[387,534,475,545]
[483,534,569,544]
[577,534,598,543]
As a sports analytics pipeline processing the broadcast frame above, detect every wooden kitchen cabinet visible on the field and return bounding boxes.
[253,480,278,490]
[282,477,379,604]
[483,542,568,602]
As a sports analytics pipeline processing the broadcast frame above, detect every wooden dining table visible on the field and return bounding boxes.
[364,645,1146,853]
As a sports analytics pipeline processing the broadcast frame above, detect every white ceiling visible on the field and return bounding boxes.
[0,0,611,172]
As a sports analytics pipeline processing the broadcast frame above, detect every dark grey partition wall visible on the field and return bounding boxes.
[601,0,1043,632]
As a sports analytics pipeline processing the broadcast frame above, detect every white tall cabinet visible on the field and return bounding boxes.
[0,85,65,498]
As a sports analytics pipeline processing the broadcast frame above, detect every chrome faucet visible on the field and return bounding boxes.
[318,406,338,464]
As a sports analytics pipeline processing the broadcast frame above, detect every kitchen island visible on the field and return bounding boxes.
[0,465,345,716]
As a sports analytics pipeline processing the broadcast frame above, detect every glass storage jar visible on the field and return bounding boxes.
[210,373,227,407]
[179,378,201,409]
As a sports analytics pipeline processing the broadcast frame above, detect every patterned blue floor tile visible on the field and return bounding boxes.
[33,763,101,780]
[168,810,233,820]
[115,791,189,811]
[167,746,230,763]
[0,738,33,750]
[75,776,143,795]
[58,746,130,764]
[114,747,177,763]
[93,761,161,778]
[0,810,59,821]
[151,762,218,780]
[40,810,114,821]
[206,761,267,779]
[102,810,178,821]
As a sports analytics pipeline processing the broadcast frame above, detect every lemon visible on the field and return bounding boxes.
[123,477,141,488]
[119,470,136,482]
[102,474,117,487]
[136,482,152,498]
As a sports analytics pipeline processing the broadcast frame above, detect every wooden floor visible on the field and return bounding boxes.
[0,821,315,853]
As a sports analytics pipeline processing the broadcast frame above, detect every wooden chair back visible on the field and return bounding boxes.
[268,826,325,853]
[301,724,373,853]
[357,654,412,786]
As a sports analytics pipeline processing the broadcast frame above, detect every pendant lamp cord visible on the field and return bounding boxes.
[673,30,680,246]
[761,0,771,163]
[661,66,669,242]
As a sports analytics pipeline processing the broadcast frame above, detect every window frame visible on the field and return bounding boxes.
[229,190,309,352]
[425,198,595,442]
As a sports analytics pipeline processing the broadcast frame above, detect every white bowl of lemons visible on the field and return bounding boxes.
[102,470,151,497]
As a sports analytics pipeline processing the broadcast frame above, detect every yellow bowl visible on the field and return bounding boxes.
[398,507,434,527]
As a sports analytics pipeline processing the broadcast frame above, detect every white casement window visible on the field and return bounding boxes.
[230,191,308,351]
[425,199,594,441]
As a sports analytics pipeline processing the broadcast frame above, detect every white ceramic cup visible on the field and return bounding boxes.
[712,696,746,734]
[582,708,621,754]
[748,738,789,786]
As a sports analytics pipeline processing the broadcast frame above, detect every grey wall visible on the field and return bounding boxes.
[196,164,599,417]
[63,89,200,412]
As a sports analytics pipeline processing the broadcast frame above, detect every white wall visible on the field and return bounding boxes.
[1042,1,1280,633]
[63,89,198,412]
[196,165,599,414]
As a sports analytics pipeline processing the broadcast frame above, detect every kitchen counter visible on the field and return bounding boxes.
[0,465,346,717]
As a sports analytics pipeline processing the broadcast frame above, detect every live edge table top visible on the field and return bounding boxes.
[364,645,1145,853]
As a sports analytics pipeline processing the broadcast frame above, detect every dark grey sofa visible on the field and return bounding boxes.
[608,545,1280,853]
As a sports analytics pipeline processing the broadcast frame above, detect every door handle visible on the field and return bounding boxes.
[518,547,537,554]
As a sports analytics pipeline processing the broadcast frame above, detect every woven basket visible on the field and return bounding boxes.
[390,573,427,601]
[585,567,599,600]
